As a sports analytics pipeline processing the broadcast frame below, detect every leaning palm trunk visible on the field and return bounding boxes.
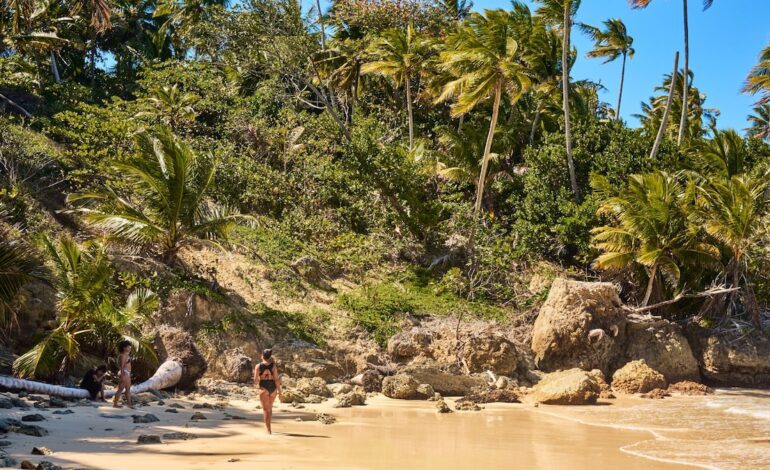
[562,4,578,199]
[677,0,689,145]
[406,74,414,151]
[650,52,680,160]
[473,81,502,215]
[616,53,627,120]
[642,264,658,307]
[0,360,182,399]
[530,101,543,144]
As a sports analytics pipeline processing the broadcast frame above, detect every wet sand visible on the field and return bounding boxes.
[1,395,692,469]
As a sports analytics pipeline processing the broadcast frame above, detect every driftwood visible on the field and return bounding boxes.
[0,360,182,398]
[0,92,33,118]
[630,286,740,314]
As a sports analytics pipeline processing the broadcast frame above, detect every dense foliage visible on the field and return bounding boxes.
[1,0,769,377]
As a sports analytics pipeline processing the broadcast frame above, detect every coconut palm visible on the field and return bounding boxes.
[361,23,430,150]
[743,44,770,105]
[523,20,563,143]
[592,171,718,306]
[68,126,254,265]
[436,9,532,215]
[14,236,158,379]
[0,237,43,326]
[135,84,200,131]
[746,104,770,141]
[689,128,750,178]
[694,173,770,327]
[535,0,580,198]
[581,19,634,119]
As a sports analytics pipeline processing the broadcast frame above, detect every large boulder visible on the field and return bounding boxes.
[219,348,252,383]
[382,374,433,400]
[460,335,525,376]
[154,325,207,389]
[685,326,770,387]
[401,365,487,396]
[527,368,601,405]
[275,340,345,382]
[611,360,667,394]
[387,328,433,361]
[618,316,700,383]
[531,279,626,374]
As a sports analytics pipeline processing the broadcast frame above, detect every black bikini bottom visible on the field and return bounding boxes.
[259,380,276,393]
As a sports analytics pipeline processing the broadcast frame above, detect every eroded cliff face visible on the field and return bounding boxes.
[685,324,770,387]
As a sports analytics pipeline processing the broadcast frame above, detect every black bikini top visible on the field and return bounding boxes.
[258,362,275,380]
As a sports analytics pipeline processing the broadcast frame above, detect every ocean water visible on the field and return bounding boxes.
[538,389,770,469]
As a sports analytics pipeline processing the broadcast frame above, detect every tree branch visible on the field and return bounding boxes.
[631,286,740,313]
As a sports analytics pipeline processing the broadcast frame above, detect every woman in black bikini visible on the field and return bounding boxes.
[254,348,281,434]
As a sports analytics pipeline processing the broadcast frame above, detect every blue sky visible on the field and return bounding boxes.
[310,0,769,131]
[468,0,770,130]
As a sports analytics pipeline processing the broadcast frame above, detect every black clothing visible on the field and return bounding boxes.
[257,362,276,393]
[80,368,103,400]
[259,379,277,393]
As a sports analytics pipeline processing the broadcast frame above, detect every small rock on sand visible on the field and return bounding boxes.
[31,446,53,455]
[168,403,185,409]
[190,412,207,421]
[316,413,336,425]
[20,460,35,469]
[223,413,247,420]
[99,413,127,419]
[164,408,178,413]
[21,414,46,422]
[454,400,482,412]
[0,454,15,467]
[137,435,162,444]
[0,398,12,409]
[162,432,197,441]
[47,397,67,408]
[0,440,11,447]
[435,400,453,413]
[36,462,64,470]
[52,410,74,415]
[132,414,160,424]
[192,403,214,409]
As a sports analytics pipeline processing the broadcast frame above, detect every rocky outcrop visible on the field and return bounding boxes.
[218,349,252,383]
[685,325,770,387]
[531,279,626,374]
[611,360,667,394]
[527,368,601,405]
[275,340,345,382]
[668,380,713,395]
[401,365,487,396]
[154,325,207,389]
[387,328,433,361]
[381,374,427,400]
[619,316,700,383]
[460,335,523,376]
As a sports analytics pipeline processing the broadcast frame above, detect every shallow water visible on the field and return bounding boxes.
[537,389,770,469]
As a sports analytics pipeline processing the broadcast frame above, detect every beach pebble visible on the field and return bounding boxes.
[136,435,162,444]
[316,413,336,425]
[223,413,247,420]
[47,397,67,408]
[295,417,303,422]
[52,409,74,415]
[35,462,63,470]
[18,391,28,398]
[33,403,48,410]
[190,412,207,421]
[132,413,160,424]
[0,440,11,447]
[162,432,197,441]
[19,460,35,469]
[99,413,127,419]
[0,398,13,409]
[192,403,214,409]
[0,455,15,467]
[164,408,178,414]
[21,414,46,422]
[31,446,53,455]
[227,458,240,463]
[168,403,185,409]
[435,399,453,414]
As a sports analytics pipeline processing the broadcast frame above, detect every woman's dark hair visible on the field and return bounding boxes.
[262,348,273,361]
[96,365,108,373]
[118,340,132,353]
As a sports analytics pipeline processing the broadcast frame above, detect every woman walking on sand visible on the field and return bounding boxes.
[113,340,134,409]
[254,348,281,434]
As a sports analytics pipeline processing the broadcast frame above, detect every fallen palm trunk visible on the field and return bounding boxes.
[0,360,182,399]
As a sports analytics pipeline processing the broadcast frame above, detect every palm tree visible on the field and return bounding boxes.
[0,237,42,326]
[436,9,532,215]
[361,23,429,150]
[630,0,715,144]
[524,20,563,144]
[68,127,254,265]
[535,0,580,198]
[14,236,158,379]
[746,104,770,141]
[581,19,634,119]
[690,128,749,178]
[592,171,718,306]
[743,44,770,105]
[135,84,200,131]
[694,173,770,328]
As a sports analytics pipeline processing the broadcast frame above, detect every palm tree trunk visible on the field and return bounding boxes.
[677,0,689,145]
[315,0,326,50]
[616,52,627,120]
[562,3,578,199]
[473,81,502,215]
[650,51,680,160]
[50,51,61,83]
[642,264,658,307]
[405,73,414,151]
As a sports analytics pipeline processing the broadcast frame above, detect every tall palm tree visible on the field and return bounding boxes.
[361,23,430,150]
[523,20,563,144]
[630,0,715,145]
[535,0,581,198]
[436,9,531,215]
[68,127,254,265]
[746,104,770,141]
[743,44,770,105]
[581,19,634,120]
[592,171,717,306]
[690,128,750,178]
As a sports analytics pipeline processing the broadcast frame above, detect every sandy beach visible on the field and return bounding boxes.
[0,392,702,470]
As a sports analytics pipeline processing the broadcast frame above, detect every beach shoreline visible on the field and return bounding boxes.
[0,392,708,470]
